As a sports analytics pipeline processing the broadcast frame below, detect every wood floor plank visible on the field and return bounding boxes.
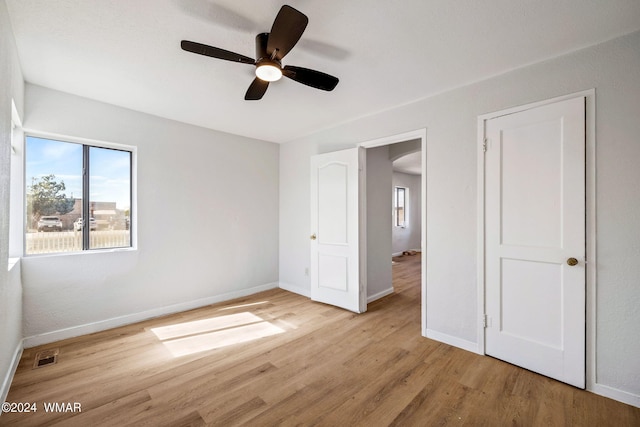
[3,253,639,426]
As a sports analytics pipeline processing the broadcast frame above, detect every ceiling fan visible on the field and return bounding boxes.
[181,5,339,100]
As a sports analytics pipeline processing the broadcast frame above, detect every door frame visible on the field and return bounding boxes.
[358,128,427,335]
[477,90,596,389]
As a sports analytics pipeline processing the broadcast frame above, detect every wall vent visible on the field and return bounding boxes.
[33,348,59,369]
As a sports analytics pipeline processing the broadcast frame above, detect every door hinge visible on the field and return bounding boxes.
[482,138,488,153]
[483,314,491,328]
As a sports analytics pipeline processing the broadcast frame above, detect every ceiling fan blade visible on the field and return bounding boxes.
[267,5,308,60]
[181,40,255,64]
[245,77,270,100]
[283,66,339,91]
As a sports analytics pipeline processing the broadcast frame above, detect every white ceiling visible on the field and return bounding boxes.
[6,1,640,143]
[393,151,422,176]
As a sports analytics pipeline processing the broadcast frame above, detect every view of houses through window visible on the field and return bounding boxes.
[25,135,132,255]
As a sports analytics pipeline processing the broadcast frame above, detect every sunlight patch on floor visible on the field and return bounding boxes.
[218,301,270,311]
[151,312,263,340]
[151,311,285,357]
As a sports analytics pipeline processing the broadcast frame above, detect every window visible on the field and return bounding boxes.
[394,186,407,228]
[25,135,132,255]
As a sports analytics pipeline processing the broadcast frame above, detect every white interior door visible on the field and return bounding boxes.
[310,147,366,313]
[484,97,586,388]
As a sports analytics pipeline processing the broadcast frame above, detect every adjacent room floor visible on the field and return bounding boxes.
[3,253,639,426]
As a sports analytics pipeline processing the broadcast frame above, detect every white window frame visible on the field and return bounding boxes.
[394,186,408,228]
[9,100,24,257]
[22,130,137,256]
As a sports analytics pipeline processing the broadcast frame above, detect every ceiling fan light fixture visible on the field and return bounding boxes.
[256,63,282,82]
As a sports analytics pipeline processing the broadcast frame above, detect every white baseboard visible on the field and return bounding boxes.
[278,282,394,304]
[367,287,394,303]
[425,329,482,355]
[23,282,279,348]
[278,282,310,298]
[591,383,640,408]
[1,341,23,404]
[392,249,423,257]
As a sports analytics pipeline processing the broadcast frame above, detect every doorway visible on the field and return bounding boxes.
[360,129,427,334]
[390,147,422,305]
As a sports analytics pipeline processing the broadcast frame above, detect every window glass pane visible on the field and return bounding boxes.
[89,146,131,249]
[397,207,405,226]
[25,136,83,254]
[25,135,132,255]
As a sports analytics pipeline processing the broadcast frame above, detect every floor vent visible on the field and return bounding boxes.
[33,349,59,369]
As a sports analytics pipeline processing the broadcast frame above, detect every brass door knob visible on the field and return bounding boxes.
[310,234,317,240]
[567,258,578,266]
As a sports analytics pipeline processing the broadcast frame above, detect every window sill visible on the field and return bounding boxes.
[23,246,137,259]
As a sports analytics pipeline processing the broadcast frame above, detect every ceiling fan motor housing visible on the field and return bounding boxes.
[255,32,282,81]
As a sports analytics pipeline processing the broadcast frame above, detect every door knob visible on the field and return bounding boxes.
[310,234,317,240]
[567,257,578,266]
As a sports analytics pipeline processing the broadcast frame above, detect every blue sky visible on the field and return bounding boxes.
[26,136,131,210]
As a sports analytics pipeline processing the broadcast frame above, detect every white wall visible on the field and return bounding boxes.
[20,84,279,345]
[279,31,640,404]
[366,145,392,301]
[0,0,24,402]
[392,171,421,255]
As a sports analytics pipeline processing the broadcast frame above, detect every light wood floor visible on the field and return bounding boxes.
[3,254,639,426]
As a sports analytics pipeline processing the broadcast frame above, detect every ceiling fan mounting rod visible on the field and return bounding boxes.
[256,32,270,63]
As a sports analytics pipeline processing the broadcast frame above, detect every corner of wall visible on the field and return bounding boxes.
[0,339,23,404]
[426,329,482,355]
[278,282,310,298]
